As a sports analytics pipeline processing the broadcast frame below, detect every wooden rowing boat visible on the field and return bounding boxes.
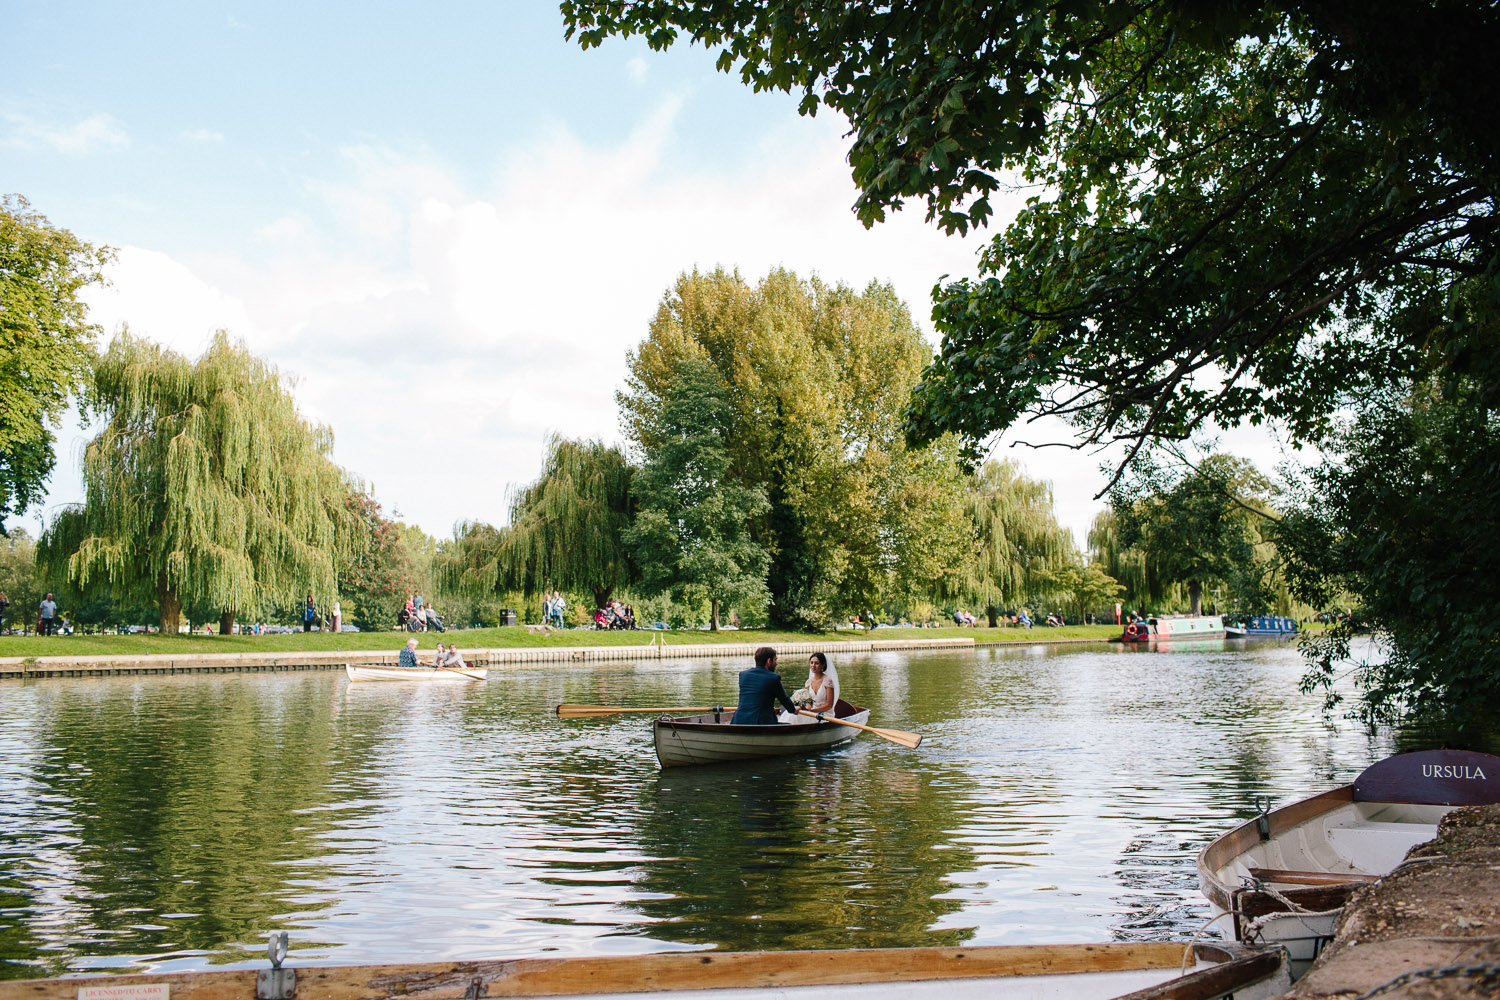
[1196,748,1499,977]
[654,700,869,767]
[345,662,487,682]
[0,941,1290,1000]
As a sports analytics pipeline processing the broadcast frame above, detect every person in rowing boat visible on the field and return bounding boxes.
[442,644,466,669]
[800,652,840,716]
[731,646,798,725]
[431,641,446,666]
[398,637,421,669]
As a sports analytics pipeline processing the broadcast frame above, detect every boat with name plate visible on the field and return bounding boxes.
[345,662,487,682]
[654,699,870,767]
[1117,614,1226,643]
[1197,748,1500,977]
[0,939,1290,1000]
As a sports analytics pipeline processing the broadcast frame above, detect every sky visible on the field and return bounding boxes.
[2,2,1297,549]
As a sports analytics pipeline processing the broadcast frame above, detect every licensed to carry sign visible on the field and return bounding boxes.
[77,985,169,1000]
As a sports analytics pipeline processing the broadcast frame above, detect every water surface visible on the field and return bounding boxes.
[0,640,1399,978]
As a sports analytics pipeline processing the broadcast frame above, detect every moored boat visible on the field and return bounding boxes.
[1118,614,1226,643]
[0,941,1290,1000]
[654,699,869,767]
[1196,748,1500,977]
[345,662,487,682]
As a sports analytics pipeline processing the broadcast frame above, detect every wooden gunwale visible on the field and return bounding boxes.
[1196,785,1354,912]
[0,942,1234,1000]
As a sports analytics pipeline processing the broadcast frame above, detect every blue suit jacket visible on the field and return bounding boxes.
[731,667,797,725]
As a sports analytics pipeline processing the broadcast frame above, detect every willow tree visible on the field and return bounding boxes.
[39,332,352,633]
[487,434,633,610]
[963,459,1072,626]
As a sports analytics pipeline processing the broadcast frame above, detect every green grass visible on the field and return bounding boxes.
[0,623,1124,659]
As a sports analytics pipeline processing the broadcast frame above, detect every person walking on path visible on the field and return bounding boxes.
[303,594,318,632]
[38,593,57,636]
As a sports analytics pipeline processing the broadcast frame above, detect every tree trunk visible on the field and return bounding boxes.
[158,574,182,634]
[1189,580,1203,616]
[591,587,611,613]
[710,598,720,631]
[985,604,999,628]
[219,609,236,635]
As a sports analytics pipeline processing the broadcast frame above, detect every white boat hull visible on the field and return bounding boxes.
[345,662,486,682]
[1197,750,1499,977]
[654,706,870,767]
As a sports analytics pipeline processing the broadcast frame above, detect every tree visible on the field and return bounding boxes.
[565,4,1499,474]
[962,459,1072,626]
[0,528,41,633]
[336,492,429,631]
[622,268,968,627]
[1277,383,1500,729]
[486,434,634,611]
[1108,454,1273,616]
[1,195,113,524]
[624,357,770,629]
[1040,560,1124,625]
[38,332,353,633]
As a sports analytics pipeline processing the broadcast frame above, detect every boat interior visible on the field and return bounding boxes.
[1215,799,1449,885]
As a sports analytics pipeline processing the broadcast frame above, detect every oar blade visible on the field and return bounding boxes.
[871,727,922,749]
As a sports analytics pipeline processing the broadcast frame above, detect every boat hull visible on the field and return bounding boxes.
[654,706,870,767]
[0,942,1289,1000]
[345,663,486,682]
[1196,749,1499,977]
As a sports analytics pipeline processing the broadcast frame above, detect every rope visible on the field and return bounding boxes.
[1236,875,1345,944]
[1181,911,1234,975]
[1350,962,1500,1000]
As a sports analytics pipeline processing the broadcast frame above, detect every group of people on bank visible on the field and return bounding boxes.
[397,593,444,632]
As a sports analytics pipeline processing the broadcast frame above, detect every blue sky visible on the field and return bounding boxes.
[5,3,1287,547]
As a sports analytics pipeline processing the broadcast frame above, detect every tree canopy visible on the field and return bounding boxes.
[1107,453,1274,616]
[624,356,770,629]
[39,332,353,632]
[962,458,1072,625]
[622,267,969,627]
[1,195,112,524]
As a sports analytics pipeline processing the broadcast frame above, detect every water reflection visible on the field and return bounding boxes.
[0,640,1415,978]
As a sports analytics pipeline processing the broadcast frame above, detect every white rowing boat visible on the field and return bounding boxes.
[654,700,869,767]
[0,941,1290,1000]
[1197,748,1499,977]
[345,662,487,682]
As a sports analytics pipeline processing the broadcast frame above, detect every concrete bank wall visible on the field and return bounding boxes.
[0,637,977,679]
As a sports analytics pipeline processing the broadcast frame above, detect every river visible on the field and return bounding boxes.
[0,639,1402,979]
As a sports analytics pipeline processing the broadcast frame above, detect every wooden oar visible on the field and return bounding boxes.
[437,662,484,680]
[794,708,922,749]
[556,704,732,718]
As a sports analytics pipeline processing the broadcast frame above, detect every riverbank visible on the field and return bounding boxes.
[0,624,1126,677]
[1289,803,1500,999]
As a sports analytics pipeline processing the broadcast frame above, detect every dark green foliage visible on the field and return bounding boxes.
[1278,386,1500,729]
[623,357,770,629]
[1,195,112,522]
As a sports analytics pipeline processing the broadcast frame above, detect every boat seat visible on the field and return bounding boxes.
[1246,867,1381,886]
[1325,823,1437,873]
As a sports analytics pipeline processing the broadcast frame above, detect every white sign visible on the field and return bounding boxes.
[78,985,170,1000]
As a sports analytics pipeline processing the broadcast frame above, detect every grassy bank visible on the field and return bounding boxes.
[0,623,1124,659]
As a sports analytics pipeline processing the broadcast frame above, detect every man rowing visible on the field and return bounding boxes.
[730,646,798,725]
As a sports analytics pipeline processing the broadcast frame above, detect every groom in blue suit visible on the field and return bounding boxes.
[731,646,798,725]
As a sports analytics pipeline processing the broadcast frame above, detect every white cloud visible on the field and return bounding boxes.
[2,109,128,154]
[626,57,648,84]
[40,94,1296,550]
[180,128,225,144]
